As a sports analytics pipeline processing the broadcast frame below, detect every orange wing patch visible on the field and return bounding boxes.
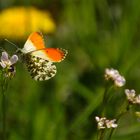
[24,32,68,62]
[31,48,68,62]
[29,32,46,50]
[44,48,68,62]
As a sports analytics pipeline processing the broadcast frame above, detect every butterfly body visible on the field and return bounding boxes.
[19,32,67,81]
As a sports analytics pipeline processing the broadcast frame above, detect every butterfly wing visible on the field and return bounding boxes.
[22,31,68,62]
[30,48,68,62]
[22,32,46,53]
[21,31,67,81]
[24,54,57,81]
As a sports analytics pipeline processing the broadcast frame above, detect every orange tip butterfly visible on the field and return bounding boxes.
[17,32,68,81]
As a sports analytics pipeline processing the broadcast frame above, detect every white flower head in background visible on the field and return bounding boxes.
[105,119,118,128]
[95,116,118,129]
[114,75,126,87]
[0,51,18,78]
[95,116,106,129]
[105,68,125,87]
[125,89,140,104]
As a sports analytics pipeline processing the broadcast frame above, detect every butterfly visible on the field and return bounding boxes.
[18,32,68,81]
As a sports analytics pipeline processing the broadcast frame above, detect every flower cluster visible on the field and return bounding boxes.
[0,52,18,78]
[105,68,125,87]
[95,116,118,129]
[125,89,140,104]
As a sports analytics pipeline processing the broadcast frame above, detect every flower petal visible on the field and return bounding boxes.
[0,61,6,68]
[1,52,9,61]
[10,55,18,64]
[114,76,126,87]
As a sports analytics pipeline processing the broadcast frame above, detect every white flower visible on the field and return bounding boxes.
[125,89,135,102]
[95,116,118,129]
[95,116,106,129]
[125,89,140,104]
[105,68,119,80]
[105,119,118,128]
[105,68,125,87]
[115,75,126,87]
[0,51,18,78]
[0,51,18,68]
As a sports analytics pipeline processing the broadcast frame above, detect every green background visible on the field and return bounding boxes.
[1,0,140,139]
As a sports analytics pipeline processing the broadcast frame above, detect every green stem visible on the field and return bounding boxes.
[97,84,113,140]
[98,129,105,140]
[101,84,113,116]
[2,92,6,140]
[1,76,8,140]
[108,101,129,140]
[107,118,120,140]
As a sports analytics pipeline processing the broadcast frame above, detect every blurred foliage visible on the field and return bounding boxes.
[0,0,140,140]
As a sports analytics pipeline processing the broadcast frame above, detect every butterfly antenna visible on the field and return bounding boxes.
[4,39,19,49]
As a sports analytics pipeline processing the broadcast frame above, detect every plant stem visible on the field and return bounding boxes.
[2,91,6,140]
[97,84,113,140]
[108,101,129,140]
[1,77,8,140]
[107,118,120,140]
[98,130,105,140]
[101,84,113,116]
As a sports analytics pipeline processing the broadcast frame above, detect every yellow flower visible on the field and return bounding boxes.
[0,6,56,40]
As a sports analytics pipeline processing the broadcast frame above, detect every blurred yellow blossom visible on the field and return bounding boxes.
[0,6,56,40]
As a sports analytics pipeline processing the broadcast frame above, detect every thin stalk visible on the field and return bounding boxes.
[108,101,129,140]
[107,115,122,140]
[2,91,6,140]
[101,84,113,116]
[1,76,8,140]
[97,84,113,140]
[98,129,105,140]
